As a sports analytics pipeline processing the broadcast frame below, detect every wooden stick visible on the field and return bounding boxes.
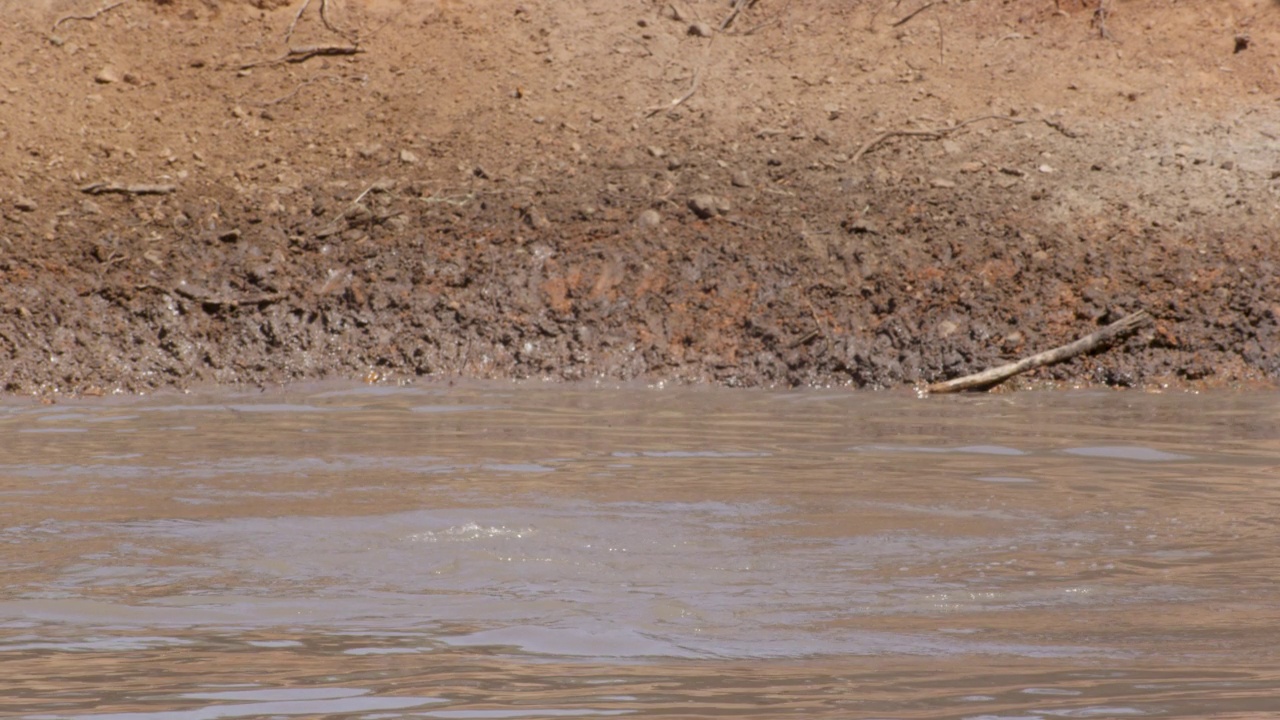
[927,310,1152,394]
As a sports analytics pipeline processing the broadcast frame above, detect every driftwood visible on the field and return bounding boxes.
[927,310,1152,394]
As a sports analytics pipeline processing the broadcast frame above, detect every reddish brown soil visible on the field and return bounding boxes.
[2,0,1278,395]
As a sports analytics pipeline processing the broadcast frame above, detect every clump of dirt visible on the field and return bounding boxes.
[1,0,1277,395]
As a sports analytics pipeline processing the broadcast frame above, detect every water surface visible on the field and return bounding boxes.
[3,385,1279,718]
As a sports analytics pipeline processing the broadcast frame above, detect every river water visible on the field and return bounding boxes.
[2,384,1279,719]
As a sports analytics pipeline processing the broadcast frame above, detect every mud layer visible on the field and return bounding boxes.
[2,0,1278,395]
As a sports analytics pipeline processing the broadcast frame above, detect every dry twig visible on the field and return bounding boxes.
[52,0,129,32]
[238,45,363,70]
[80,182,175,196]
[851,114,1026,164]
[644,66,705,118]
[1043,117,1082,139]
[1092,0,1112,40]
[285,0,345,42]
[892,1,936,28]
[719,0,757,31]
[927,310,1152,394]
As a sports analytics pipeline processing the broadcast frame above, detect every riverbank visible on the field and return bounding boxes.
[2,0,1276,395]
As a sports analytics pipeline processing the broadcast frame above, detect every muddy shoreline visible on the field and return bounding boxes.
[2,1,1277,396]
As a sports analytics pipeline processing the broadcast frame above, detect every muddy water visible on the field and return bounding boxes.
[2,386,1279,719]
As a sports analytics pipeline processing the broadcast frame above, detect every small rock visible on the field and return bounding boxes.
[688,193,728,219]
[730,169,751,188]
[941,139,962,155]
[1038,164,1055,174]
[94,66,120,84]
[1221,159,1235,171]
[958,161,984,173]
[636,209,662,228]
[356,142,383,159]
[524,207,551,230]
[930,178,956,189]
[647,145,666,158]
[937,320,959,338]
[687,21,713,37]
[14,196,37,212]
[399,149,420,164]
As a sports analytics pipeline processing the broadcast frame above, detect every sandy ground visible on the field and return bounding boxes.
[1,0,1278,395]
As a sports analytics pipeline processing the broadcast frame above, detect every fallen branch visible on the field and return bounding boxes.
[927,310,1152,394]
[80,182,176,196]
[52,0,129,33]
[852,114,1026,164]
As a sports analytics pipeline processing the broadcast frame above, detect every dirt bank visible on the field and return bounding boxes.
[2,0,1278,395]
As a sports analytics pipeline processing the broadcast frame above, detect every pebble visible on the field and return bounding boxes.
[688,193,728,219]
[14,196,37,212]
[94,67,120,84]
[399,149,420,164]
[730,170,751,188]
[636,209,662,228]
[930,178,956,189]
[688,21,713,37]
[525,207,551,230]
